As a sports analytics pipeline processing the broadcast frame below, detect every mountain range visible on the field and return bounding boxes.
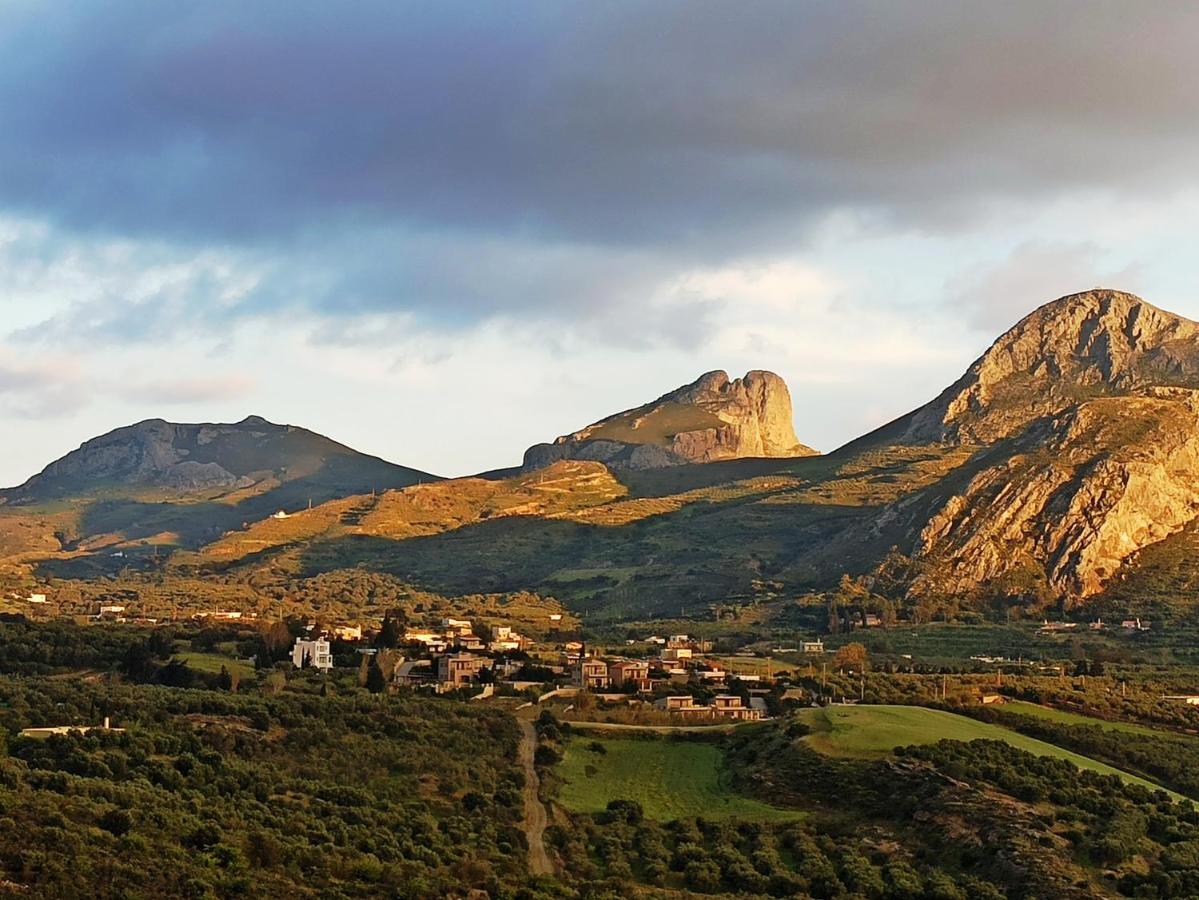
[4,288,1199,621]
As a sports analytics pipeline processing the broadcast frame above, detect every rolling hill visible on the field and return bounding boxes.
[0,416,437,562]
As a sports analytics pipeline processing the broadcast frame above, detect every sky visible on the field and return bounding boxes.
[3,1,1199,485]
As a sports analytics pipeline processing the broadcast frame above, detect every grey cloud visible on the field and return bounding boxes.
[2,2,1199,337]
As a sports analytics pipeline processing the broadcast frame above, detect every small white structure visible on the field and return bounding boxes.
[21,717,124,738]
[801,640,825,654]
[292,637,333,671]
[26,593,47,604]
[271,510,290,520]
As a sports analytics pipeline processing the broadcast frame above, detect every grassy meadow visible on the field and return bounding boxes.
[556,735,802,821]
[174,650,255,678]
[800,705,1178,796]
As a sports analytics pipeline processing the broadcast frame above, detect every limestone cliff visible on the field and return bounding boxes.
[912,391,1199,599]
[523,369,817,471]
[890,290,1199,602]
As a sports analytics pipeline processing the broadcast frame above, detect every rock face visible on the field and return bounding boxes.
[905,289,1199,443]
[522,370,817,471]
[913,392,1199,599]
[2,415,435,501]
[891,290,1199,602]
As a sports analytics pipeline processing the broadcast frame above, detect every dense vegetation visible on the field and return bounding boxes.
[976,705,1199,801]
[0,676,536,898]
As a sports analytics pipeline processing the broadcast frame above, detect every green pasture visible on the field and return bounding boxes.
[800,704,1179,798]
[556,736,802,821]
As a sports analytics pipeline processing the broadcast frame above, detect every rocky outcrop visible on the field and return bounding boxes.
[523,369,817,471]
[874,289,1199,602]
[904,289,1199,444]
[9,419,249,496]
[913,393,1199,599]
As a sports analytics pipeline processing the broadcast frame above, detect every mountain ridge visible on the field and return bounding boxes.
[1,414,438,503]
[8,289,1199,620]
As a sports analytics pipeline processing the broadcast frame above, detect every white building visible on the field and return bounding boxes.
[27,593,47,604]
[292,637,333,671]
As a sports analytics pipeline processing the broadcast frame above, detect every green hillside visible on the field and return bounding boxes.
[800,705,1178,797]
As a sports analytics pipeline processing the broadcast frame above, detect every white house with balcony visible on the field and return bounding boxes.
[292,637,333,671]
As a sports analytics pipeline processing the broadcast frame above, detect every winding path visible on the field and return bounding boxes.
[517,719,553,876]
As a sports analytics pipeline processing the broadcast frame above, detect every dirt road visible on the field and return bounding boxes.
[518,719,553,876]
[565,719,758,733]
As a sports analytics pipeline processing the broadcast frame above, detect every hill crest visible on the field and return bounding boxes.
[1,415,436,503]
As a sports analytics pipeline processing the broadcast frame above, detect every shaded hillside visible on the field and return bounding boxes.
[165,446,975,620]
[0,416,437,557]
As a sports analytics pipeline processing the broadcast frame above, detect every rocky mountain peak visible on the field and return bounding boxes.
[2,416,433,501]
[905,289,1199,443]
[523,369,817,471]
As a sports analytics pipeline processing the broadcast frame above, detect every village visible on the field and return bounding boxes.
[288,616,784,721]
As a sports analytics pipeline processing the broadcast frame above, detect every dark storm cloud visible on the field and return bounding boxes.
[3,1,1199,334]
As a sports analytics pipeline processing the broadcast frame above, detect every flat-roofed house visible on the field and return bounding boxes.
[441,617,473,635]
[711,695,763,720]
[438,652,486,686]
[291,637,333,671]
[574,657,611,690]
[608,660,651,691]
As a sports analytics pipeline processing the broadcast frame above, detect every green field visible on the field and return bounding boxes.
[556,736,802,821]
[175,651,255,678]
[800,705,1179,797]
[1001,700,1165,736]
[820,623,1053,662]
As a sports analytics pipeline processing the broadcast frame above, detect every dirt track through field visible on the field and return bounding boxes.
[518,719,553,876]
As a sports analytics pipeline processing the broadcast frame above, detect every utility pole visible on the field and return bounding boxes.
[941,673,947,701]
[860,675,865,701]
